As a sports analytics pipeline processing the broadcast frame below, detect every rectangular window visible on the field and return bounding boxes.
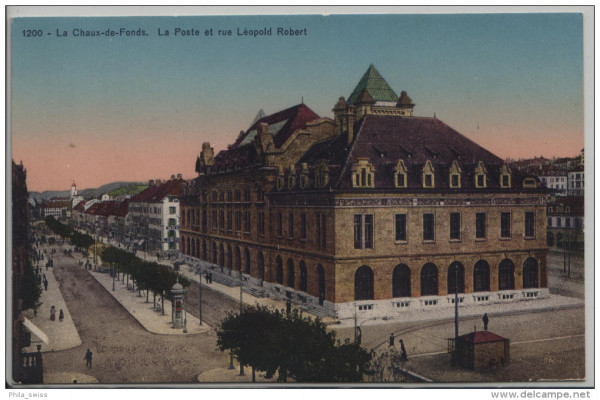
[220,209,225,230]
[450,213,461,240]
[476,213,486,239]
[398,173,405,187]
[501,212,511,238]
[300,213,307,239]
[566,217,571,228]
[258,212,265,235]
[395,214,407,241]
[169,206,176,214]
[244,211,251,233]
[277,213,283,236]
[423,213,435,241]
[574,218,581,228]
[425,174,432,187]
[364,214,373,249]
[477,175,484,187]
[451,174,459,187]
[288,212,294,238]
[502,175,509,187]
[202,209,207,232]
[317,214,322,246]
[235,211,242,232]
[168,218,177,227]
[547,217,552,228]
[212,210,217,229]
[227,210,233,231]
[525,212,535,237]
[556,217,561,228]
[354,215,362,249]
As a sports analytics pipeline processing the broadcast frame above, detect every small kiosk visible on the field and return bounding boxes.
[171,281,184,329]
[448,330,510,369]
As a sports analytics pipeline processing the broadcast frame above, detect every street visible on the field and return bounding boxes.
[42,248,240,384]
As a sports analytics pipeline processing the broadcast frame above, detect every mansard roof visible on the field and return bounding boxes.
[213,103,320,170]
[299,114,541,191]
[347,64,398,105]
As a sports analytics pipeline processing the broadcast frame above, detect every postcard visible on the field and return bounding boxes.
[7,6,593,395]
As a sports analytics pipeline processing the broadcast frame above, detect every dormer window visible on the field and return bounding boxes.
[314,159,330,188]
[352,158,375,188]
[500,163,512,188]
[523,178,537,188]
[394,160,408,188]
[422,160,435,188]
[474,161,487,188]
[449,160,462,189]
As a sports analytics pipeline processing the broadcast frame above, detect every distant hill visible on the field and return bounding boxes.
[30,181,146,201]
[107,184,148,197]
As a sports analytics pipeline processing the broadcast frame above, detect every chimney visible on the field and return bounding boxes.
[177,173,182,179]
[148,179,154,186]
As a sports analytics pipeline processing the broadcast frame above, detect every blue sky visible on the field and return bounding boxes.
[11,13,584,191]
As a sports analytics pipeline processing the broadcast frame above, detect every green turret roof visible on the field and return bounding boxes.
[347,64,398,105]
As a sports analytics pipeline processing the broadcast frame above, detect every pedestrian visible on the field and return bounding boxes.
[389,333,395,347]
[59,309,64,322]
[84,349,93,368]
[400,339,408,362]
[209,273,213,284]
[50,306,56,321]
[483,313,489,331]
[205,271,209,284]
[44,279,48,292]
[356,326,362,344]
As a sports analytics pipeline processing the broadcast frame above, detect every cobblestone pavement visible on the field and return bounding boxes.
[42,252,240,384]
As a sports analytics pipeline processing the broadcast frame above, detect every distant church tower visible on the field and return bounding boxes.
[71,181,77,199]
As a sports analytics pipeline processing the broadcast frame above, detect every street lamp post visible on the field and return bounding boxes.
[198,276,203,326]
[112,262,115,291]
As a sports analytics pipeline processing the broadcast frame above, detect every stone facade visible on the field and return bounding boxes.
[179,65,549,319]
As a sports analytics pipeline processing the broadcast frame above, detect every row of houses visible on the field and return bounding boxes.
[70,176,184,255]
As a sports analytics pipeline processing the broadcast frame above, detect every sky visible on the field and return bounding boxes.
[10,12,584,192]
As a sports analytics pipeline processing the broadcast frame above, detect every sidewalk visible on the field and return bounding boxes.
[22,250,82,353]
[87,267,211,335]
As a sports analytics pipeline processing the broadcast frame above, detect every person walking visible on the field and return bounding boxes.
[43,279,48,292]
[389,333,395,347]
[205,271,209,284]
[59,309,64,322]
[50,306,56,321]
[400,339,408,362]
[84,349,93,368]
[483,313,489,331]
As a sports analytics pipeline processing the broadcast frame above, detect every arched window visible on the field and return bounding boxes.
[234,247,241,272]
[447,262,465,294]
[276,256,283,284]
[354,266,374,300]
[498,259,515,290]
[226,244,232,274]
[287,258,295,288]
[420,263,438,296]
[392,264,411,298]
[352,159,375,188]
[194,239,199,258]
[299,261,307,292]
[473,260,490,292]
[523,258,539,289]
[212,242,217,264]
[257,252,265,284]
[186,237,190,256]
[244,248,251,274]
[317,264,325,305]
[202,240,207,260]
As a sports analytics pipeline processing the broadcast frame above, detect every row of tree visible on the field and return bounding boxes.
[217,306,372,383]
[44,216,94,250]
[100,246,190,305]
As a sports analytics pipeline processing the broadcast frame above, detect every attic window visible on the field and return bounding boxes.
[288,175,296,190]
[422,160,435,189]
[474,161,487,189]
[449,160,462,189]
[501,174,511,188]
[523,178,537,188]
[352,159,375,188]
[314,160,330,188]
[394,160,408,188]
[277,176,285,191]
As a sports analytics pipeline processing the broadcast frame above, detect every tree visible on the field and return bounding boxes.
[217,306,372,383]
[21,259,42,312]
